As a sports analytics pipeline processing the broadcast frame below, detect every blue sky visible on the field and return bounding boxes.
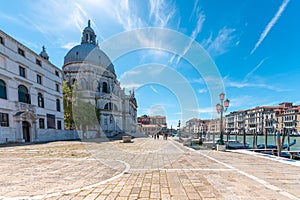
[1,0,300,127]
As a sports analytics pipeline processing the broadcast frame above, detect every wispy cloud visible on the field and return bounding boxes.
[150,85,158,93]
[140,50,171,63]
[229,96,282,110]
[198,88,207,94]
[119,83,142,90]
[244,57,268,80]
[113,0,176,31]
[225,78,267,89]
[202,27,236,57]
[119,69,142,80]
[224,76,290,92]
[174,11,205,64]
[149,105,166,116]
[61,42,79,50]
[229,95,258,109]
[191,78,205,84]
[18,39,40,50]
[189,0,199,21]
[71,3,89,32]
[15,0,91,46]
[185,107,214,114]
[264,100,282,107]
[189,10,205,41]
[149,0,176,27]
[0,13,26,27]
[250,0,290,55]
[114,0,145,31]
[191,76,224,86]
[294,100,300,105]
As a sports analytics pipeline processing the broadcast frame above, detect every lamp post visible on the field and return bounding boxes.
[199,122,203,145]
[243,127,247,147]
[177,120,181,139]
[281,123,286,155]
[272,119,278,145]
[288,120,298,151]
[216,93,230,145]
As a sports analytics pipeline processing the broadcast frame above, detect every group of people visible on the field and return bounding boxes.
[153,132,168,140]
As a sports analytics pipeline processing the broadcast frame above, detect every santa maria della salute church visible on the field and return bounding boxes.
[0,21,137,143]
[63,20,138,137]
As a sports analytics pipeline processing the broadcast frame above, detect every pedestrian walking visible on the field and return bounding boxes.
[163,133,167,140]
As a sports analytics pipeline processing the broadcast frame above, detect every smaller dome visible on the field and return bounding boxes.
[39,46,49,60]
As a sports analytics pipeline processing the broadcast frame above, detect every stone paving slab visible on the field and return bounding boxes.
[0,141,126,199]
[1,137,300,199]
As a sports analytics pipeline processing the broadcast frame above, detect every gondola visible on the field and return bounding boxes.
[257,139,296,149]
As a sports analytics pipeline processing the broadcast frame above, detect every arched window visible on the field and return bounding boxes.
[18,85,30,104]
[71,78,77,87]
[56,99,61,112]
[102,82,108,93]
[0,79,7,99]
[104,102,112,110]
[104,103,118,111]
[37,93,44,108]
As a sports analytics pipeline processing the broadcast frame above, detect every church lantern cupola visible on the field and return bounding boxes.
[81,20,97,45]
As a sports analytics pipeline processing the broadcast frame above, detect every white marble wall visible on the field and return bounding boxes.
[0,30,64,143]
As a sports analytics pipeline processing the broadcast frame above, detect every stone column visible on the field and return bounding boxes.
[15,120,23,142]
[32,121,38,142]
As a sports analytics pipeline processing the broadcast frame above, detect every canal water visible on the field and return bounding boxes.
[225,135,300,150]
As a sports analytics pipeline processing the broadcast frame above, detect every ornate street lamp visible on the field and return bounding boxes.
[216,93,230,145]
[177,120,181,139]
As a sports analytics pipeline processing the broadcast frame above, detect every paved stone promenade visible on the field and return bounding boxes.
[0,137,300,200]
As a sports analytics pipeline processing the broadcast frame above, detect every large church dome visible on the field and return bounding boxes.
[63,20,115,75]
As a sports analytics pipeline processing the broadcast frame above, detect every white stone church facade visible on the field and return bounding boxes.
[0,30,65,143]
[63,21,138,137]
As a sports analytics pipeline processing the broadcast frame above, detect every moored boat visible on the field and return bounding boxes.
[257,139,296,149]
[225,140,249,149]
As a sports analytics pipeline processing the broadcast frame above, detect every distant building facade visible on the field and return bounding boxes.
[206,118,225,140]
[225,102,300,136]
[137,115,151,125]
[137,115,166,125]
[277,103,300,135]
[62,21,137,137]
[0,30,64,143]
[137,115,167,135]
[180,102,300,143]
[138,124,163,136]
[183,118,209,135]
